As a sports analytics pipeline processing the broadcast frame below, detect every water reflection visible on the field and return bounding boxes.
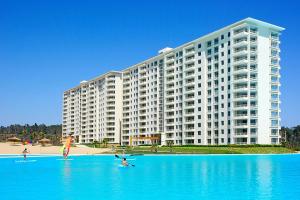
[156,156,276,199]
[61,159,72,189]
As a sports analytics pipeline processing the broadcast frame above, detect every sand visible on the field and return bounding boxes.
[0,142,111,155]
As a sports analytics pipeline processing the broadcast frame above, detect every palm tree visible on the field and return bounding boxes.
[151,144,158,153]
[102,138,109,148]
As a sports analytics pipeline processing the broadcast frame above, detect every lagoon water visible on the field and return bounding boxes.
[0,155,299,200]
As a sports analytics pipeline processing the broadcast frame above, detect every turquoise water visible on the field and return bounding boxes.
[0,154,300,200]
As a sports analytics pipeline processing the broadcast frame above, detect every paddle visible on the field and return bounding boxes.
[129,154,144,157]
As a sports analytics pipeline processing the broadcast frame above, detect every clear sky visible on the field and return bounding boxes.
[0,0,299,127]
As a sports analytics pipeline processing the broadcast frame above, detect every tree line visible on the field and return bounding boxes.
[0,123,299,149]
[281,125,300,150]
[0,123,62,145]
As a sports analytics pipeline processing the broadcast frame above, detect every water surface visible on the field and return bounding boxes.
[0,154,299,200]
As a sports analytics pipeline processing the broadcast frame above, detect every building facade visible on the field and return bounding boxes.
[62,71,123,144]
[62,18,284,145]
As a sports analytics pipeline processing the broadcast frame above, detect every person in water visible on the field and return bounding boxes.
[63,147,68,159]
[122,158,129,167]
[22,148,29,160]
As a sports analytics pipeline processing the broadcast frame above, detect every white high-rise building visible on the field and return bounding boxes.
[63,18,284,145]
[62,71,123,144]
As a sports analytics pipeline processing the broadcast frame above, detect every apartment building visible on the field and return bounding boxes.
[63,18,284,145]
[121,58,165,145]
[62,71,123,144]
[161,18,284,145]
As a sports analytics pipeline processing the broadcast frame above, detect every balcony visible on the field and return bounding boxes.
[233,38,248,48]
[185,48,195,56]
[234,86,248,92]
[233,27,249,38]
[166,68,175,74]
[250,104,258,109]
[234,30,249,38]
[234,57,248,66]
[234,104,248,110]
[234,45,248,56]
[185,57,195,65]
[233,114,248,119]
[165,86,174,92]
[165,100,175,105]
[165,114,175,119]
[234,95,248,101]
[165,57,175,64]
[166,105,175,111]
[166,77,175,83]
[234,123,248,128]
[185,118,195,124]
[166,91,175,97]
[139,80,147,86]
[185,79,195,86]
[185,102,194,108]
[234,75,248,83]
[185,72,195,78]
[139,91,147,96]
[184,133,195,138]
[185,110,194,116]
[234,66,248,74]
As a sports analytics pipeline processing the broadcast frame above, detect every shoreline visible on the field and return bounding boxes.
[1,142,297,156]
[0,153,299,159]
[0,142,110,155]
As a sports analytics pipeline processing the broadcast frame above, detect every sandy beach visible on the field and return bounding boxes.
[0,142,110,155]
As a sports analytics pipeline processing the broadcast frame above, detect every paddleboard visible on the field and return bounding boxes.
[15,160,37,163]
[118,164,135,168]
[56,158,74,161]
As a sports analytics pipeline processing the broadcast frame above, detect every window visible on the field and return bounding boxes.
[207,41,212,47]
[271,120,279,126]
[221,35,224,40]
[251,138,256,144]
[198,43,202,48]
[271,138,278,144]
[207,49,212,55]
[214,38,219,44]
[214,47,219,53]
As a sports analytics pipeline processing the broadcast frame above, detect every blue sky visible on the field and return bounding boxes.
[0,0,299,127]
